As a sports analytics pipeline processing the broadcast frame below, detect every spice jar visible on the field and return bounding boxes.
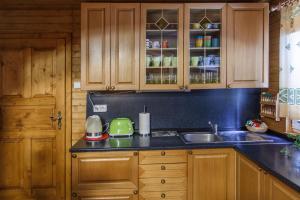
[195,36,203,47]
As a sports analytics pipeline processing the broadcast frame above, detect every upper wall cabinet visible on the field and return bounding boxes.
[140,4,184,90]
[227,3,269,88]
[81,3,110,90]
[81,3,140,91]
[184,3,227,89]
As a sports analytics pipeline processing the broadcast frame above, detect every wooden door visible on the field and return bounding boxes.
[111,4,140,90]
[265,174,300,200]
[237,154,265,200]
[188,149,235,200]
[227,3,269,88]
[72,151,138,197]
[184,3,227,89]
[81,3,111,90]
[0,38,66,199]
[140,3,184,90]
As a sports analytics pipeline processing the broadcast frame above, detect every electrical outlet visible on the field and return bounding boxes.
[73,81,81,89]
[93,104,107,113]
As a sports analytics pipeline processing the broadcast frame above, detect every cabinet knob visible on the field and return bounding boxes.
[71,154,77,158]
[179,86,184,90]
[263,171,268,175]
[71,192,77,197]
[161,193,166,198]
[133,190,138,195]
[161,151,166,156]
[106,86,109,90]
[258,168,262,171]
[161,165,166,170]
[161,179,166,184]
[111,86,115,90]
[227,84,231,88]
[133,152,138,156]
[187,150,192,155]
[184,85,188,90]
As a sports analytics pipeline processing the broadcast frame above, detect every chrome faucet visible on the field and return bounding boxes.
[208,121,218,134]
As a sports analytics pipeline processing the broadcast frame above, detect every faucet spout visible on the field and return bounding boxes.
[208,121,218,135]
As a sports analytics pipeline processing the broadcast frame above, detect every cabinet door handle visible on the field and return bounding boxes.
[71,154,77,158]
[161,179,166,184]
[133,190,138,195]
[161,151,166,156]
[161,165,166,170]
[161,193,166,198]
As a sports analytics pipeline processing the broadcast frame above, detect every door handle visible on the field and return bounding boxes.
[50,111,63,130]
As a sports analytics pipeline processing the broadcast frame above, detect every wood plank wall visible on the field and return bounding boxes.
[263,2,287,133]
[0,0,86,144]
[0,0,285,140]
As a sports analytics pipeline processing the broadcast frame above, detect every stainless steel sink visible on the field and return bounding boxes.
[179,132,222,144]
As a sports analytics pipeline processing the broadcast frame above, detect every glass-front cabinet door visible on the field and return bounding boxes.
[140,4,183,90]
[184,4,226,89]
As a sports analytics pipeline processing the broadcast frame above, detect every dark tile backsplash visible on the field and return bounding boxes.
[87,89,261,130]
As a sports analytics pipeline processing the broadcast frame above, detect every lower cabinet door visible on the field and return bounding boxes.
[265,175,300,200]
[237,154,265,200]
[188,149,236,200]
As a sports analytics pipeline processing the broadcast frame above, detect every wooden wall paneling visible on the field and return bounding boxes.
[111,3,140,90]
[227,3,269,88]
[81,3,111,90]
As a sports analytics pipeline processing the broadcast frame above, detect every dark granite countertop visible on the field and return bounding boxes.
[71,131,300,192]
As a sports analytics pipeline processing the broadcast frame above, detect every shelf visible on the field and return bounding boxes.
[260,101,276,106]
[146,67,177,69]
[146,48,178,51]
[190,66,220,69]
[190,47,220,50]
[260,113,276,119]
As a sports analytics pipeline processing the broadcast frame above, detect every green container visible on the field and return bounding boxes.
[109,118,134,136]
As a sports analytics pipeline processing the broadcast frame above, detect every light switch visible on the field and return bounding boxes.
[73,81,81,89]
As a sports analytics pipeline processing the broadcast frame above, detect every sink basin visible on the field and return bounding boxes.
[179,132,222,144]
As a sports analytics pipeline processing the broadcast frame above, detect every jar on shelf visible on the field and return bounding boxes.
[195,36,203,47]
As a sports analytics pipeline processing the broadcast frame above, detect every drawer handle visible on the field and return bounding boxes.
[71,154,77,158]
[161,165,166,170]
[161,151,166,156]
[161,179,166,184]
[161,193,166,198]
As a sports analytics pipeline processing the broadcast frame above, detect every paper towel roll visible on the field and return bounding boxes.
[139,112,150,135]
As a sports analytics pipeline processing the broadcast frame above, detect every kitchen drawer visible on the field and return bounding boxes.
[139,177,187,192]
[139,191,186,200]
[139,150,187,164]
[139,163,187,178]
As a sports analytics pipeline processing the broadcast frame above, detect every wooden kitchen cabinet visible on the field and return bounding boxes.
[237,154,265,200]
[184,3,227,89]
[227,3,269,88]
[237,154,300,200]
[139,150,187,200]
[188,148,236,200]
[81,3,140,90]
[140,3,184,90]
[81,3,110,90]
[71,151,138,198]
[75,190,138,200]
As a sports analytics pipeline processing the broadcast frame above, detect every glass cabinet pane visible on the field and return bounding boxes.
[187,6,224,86]
[144,8,179,85]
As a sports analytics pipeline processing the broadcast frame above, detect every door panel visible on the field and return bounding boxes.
[237,154,264,200]
[0,50,24,96]
[227,3,269,88]
[111,4,140,90]
[81,3,110,90]
[188,149,235,200]
[0,38,66,200]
